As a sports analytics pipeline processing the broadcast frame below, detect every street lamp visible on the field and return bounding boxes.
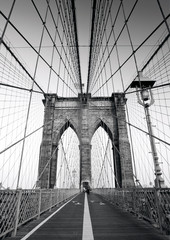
[131,71,165,188]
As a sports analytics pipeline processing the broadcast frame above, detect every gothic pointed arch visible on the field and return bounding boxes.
[48,119,80,188]
[53,118,80,146]
[90,118,113,142]
[90,118,122,188]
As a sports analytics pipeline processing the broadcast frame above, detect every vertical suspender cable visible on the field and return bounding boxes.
[87,0,97,94]
[71,0,83,94]
[119,1,139,183]
[16,2,50,188]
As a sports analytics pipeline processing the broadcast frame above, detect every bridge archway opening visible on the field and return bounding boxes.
[91,126,115,188]
[55,126,80,189]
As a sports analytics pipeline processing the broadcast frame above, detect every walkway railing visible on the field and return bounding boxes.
[94,188,170,235]
[0,188,79,238]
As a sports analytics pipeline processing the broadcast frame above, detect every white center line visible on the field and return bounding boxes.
[82,193,94,240]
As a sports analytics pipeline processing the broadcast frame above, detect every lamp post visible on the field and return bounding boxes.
[131,71,165,188]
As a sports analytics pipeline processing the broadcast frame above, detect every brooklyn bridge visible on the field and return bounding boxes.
[0,0,170,239]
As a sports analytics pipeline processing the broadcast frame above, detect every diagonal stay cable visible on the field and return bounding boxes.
[96,137,115,188]
[89,100,170,147]
[60,137,74,187]
[0,82,43,94]
[92,13,170,96]
[0,11,77,96]
[90,0,138,93]
[31,0,79,93]
[96,131,120,188]
[125,33,170,93]
[0,0,16,45]
[55,128,76,184]
[2,40,45,94]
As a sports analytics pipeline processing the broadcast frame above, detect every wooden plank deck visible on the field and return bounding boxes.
[6,192,168,240]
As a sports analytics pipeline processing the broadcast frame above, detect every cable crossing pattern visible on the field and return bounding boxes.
[0,0,170,238]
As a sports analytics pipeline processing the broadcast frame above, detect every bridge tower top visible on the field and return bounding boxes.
[38,92,134,189]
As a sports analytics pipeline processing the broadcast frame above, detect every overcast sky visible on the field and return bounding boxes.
[0,0,170,188]
[1,0,169,93]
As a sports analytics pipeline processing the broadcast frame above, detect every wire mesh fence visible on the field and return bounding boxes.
[0,188,79,238]
[94,188,170,235]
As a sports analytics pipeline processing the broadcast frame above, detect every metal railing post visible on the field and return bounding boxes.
[49,189,53,212]
[132,188,137,214]
[37,189,42,219]
[12,189,22,237]
[122,190,125,209]
[154,189,163,232]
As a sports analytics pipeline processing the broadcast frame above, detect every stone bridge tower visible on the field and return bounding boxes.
[38,93,134,189]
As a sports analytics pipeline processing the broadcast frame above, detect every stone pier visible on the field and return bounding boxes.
[38,93,134,189]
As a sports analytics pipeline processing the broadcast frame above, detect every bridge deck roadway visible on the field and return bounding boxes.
[9,192,168,240]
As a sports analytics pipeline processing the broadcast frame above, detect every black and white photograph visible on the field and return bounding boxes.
[0,0,170,239]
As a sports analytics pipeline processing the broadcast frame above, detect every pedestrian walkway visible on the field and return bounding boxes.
[88,193,167,240]
[8,192,168,240]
